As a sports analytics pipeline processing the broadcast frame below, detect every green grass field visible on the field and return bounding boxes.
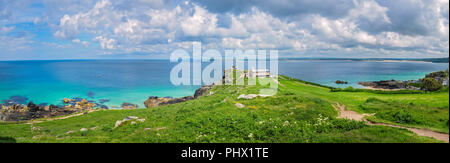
[0,75,448,143]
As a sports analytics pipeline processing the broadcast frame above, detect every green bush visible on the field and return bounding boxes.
[360,98,448,131]
[390,110,419,124]
[420,78,443,92]
[408,82,423,88]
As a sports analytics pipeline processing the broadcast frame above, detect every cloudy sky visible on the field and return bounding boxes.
[0,0,448,60]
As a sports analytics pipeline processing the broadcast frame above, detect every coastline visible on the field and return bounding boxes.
[279,57,449,63]
[1,60,448,109]
[359,60,428,63]
[1,73,448,143]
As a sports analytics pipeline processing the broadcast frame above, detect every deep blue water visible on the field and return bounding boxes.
[0,60,448,108]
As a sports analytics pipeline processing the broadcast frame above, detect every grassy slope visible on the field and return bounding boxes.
[0,76,447,143]
[280,76,449,133]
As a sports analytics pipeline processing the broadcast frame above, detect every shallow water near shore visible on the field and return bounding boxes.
[0,59,448,108]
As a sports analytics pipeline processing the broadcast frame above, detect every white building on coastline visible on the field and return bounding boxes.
[248,69,270,78]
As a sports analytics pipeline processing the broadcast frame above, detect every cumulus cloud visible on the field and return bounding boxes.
[0,0,448,58]
[93,36,116,49]
[308,0,448,55]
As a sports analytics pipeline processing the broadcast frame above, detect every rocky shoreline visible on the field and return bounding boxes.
[358,80,420,90]
[144,85,212,108]
[0,85,213,122]
[0,98,98,121]
[358,70,449,90]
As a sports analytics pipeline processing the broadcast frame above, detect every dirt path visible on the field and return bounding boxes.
[332,103,449,143]
[332,103,365,121]
[26,109,99,124]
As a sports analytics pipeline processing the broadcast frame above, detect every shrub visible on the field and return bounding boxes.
[365,97,384,103]
[391,110,415,123]
[408,82,422,88]
[420,78,443,92]
[330,88,343,92]
[343,86,355,91]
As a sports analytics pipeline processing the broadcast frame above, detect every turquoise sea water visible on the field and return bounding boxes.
[0,60,199,108]
[0,60,448,108]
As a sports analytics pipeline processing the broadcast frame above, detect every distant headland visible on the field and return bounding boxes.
[280,57,449,63]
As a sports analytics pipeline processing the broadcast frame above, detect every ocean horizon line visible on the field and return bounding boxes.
[1,57,448,62]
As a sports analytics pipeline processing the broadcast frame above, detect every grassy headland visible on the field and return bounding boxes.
[0,75,448,143]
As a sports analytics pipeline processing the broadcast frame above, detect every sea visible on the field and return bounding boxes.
[0,59,448,108]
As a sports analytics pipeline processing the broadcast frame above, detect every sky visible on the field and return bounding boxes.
[0,0,448,60]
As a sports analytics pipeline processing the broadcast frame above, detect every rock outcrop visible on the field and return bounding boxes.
[0,98,99,121]
[194,85,213,98]
[0,102,77,121]
[122,103,138,110]
[359,70,449,90]
[114,116,145,128]
[144,96,194,108]
[358,80,417,90]
[235,103,245,108]
[237,94,272,100]
[335,80,348,84]
[144,85,212,108]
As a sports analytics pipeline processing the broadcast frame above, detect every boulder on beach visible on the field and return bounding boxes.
[72,98,96,109]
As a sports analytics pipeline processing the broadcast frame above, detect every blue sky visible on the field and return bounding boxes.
[0,0,448,60]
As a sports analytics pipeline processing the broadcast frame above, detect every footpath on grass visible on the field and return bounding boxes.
[332,103,449,143]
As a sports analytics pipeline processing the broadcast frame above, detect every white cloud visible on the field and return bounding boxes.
[180,5,219,36]
[93,36,116,49]
[54,0,120,39]
[0,26,14,33]
[138,0,164,7]
[72,39,89,46]
[349,0,391,23]
[47,0,448,57]
[426,0,449,37]
[312,15,377,45]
